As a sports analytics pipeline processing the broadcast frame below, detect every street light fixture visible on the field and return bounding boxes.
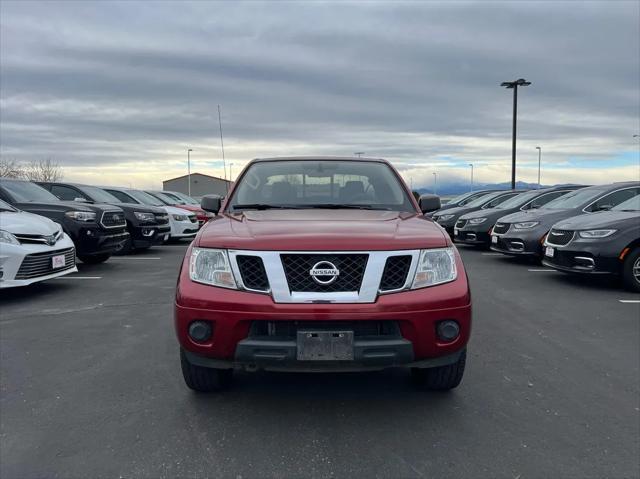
[535,146,542,189]
[187,148,193,196]
[501,78,531,189]
[468,164,474,192]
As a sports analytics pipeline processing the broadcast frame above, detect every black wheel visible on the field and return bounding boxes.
[180,349,232,392]
[114,236,133,255]
[411,349,466,391]
[77,253,111,264]
[622,248,640,293]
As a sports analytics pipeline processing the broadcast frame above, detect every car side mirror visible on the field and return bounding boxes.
[419,194,441,214]
[201,195,223,214]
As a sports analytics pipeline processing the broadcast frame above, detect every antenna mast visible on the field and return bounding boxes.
[217,104,229,194]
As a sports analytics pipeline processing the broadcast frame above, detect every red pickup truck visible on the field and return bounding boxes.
[174,157,472,392]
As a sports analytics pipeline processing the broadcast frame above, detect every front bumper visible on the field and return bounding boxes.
[454,228,491,245]
[490,231,544,256]
[541,244,621,276]
[131,224,171,248]
[73,226,130,256]
[170,219,200,239]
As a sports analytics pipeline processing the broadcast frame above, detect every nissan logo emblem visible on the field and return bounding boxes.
[309,261,340,285]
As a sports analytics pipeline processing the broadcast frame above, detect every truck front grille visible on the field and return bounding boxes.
[547,229,574,246]
[154,213,169,225]
[280,254,368,292]
[492,222,510,235]
[379,255,412,291]
[101,211,126,228]
[455,219,467,229]
[236,255,269,291]
[15,247,76,280]
[248,320,401,338]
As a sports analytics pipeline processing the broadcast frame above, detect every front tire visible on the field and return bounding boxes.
[622,248,640,293]
[180,349,232,392]
[411,349,466,391]
[77,253,111,264]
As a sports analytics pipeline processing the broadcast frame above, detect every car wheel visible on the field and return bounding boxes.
[180,349,232,392]
[77,253,111,264]
[114,236,132,255]
[411,349,466,391]
[622,248,640,293]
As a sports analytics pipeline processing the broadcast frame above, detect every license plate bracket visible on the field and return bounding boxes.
[297,330,354,361]
[491,235,498,244]
[52,254,66,269]
[545,246,555,258]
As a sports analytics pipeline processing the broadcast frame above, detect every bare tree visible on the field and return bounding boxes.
[0,158,25,178]
[24,158,64,182]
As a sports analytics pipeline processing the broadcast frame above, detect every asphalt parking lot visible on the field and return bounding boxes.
[1,243,638,479]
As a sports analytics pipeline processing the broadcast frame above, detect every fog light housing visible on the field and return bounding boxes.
[188,321,212,342]
[436,320,460,342]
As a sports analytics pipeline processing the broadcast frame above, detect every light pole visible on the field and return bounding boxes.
[187,148,193,196]
[501,78,531,189]
[433,172,437,195]
[535,146,542,189]
[354,152,364,158]
[469,164,474,192]
[229,163,234,181]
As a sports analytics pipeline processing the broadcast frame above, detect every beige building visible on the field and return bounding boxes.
[162,172,232,199]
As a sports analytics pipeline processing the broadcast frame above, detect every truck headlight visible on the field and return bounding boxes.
[0,230,20,245]
[65,211,96,222]
[189,248,237,289]
[172,214,188,221]
[134,211,155,222]
[578,229,616,238]
[411,247,457,289]
[513,221,539,229]
[468,217,487,225]
[437,214,454,221]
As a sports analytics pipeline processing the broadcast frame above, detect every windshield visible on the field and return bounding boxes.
[81,185,121,203]
[612,195,640,211]
[0,198,17,211]
[0,180,60,203]
[445,191,477,205]
[542,188,607,210]
[126,190,165,206]
[228,160,414,212]
[170,192,199,204]
[151,191,184,205]
[495,190,545,209]
[465,190,507,208]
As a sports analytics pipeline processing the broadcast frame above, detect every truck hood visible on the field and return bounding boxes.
[553,210,640,230]
[197,209,449,251]
[0,210,61,236]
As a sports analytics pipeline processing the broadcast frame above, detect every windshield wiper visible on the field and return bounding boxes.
[231,203,305,211]
[304,204,391,210]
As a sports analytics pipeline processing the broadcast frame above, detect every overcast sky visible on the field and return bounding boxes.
[1,0,639,189]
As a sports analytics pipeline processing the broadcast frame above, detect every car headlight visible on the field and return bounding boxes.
[65,211,96,222]
[411,247,457,289]
[189,248,237,289]
[172,214,188,221]
[0,230,20,245]
[468,217,487,225]
[578,229,616,239]
[514,221,539,229]
[134,211,155,222]
[437,214,454,221]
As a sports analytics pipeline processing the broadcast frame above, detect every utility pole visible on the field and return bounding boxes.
[535,146,542,189]
[354,152,364,158]
[187,148,193,196]
[501,78,531,189]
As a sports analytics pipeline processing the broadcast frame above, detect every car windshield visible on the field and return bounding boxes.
[126,190,165,206]
[465,191,507,208]
[81,185,121,203]
[169,192,199,204]
[0,180,60,203]
[541,187,607,210]
[445,191,477,205]
[228,159,415,212]
[495,190,545,209]
[0,198,17,211]
[611,195,640,211]
[151,191,184,205]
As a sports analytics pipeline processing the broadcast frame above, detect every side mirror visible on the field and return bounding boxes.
[200,195,222,214]
[419,194,441,214]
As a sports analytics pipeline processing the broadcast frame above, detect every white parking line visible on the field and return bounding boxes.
[527,269,556,272]
[482,253,503,256]
[54,276,102,280]
[109,257,161,260]
[619,300,640,304]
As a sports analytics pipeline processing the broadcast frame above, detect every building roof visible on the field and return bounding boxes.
[163,172,231,183]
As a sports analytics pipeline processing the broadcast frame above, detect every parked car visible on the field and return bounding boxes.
[454,186,584,247]
[426,189,500,217]
[0,178,128,264]
[0,199,78,288]
[542,195,640,291]
[38,182,168,254]
[175,157,471,392]
[145,190,210,226]
[432,190,526,236]
[101,187,195,242]
[490,182,640,258]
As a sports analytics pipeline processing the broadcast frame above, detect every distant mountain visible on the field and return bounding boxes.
[413,181,582,196]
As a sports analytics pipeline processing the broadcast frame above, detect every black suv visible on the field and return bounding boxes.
[431,190,526,236]
[542,195,640,291]
[454,186,584,247]
[0,178,128,263]
[38,182,168,254]
[490,182,640,258]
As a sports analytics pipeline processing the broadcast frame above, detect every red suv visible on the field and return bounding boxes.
[175,157,472,392]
